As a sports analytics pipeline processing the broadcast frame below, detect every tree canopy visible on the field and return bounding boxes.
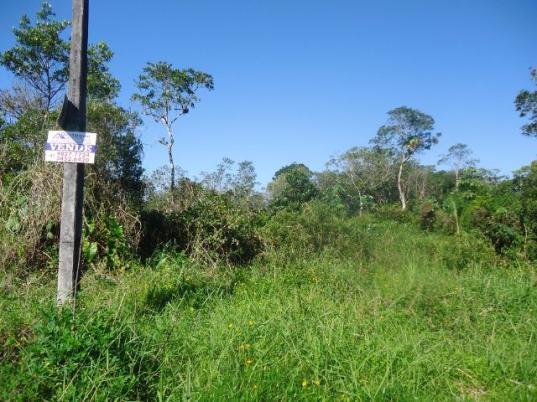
[268,163,318,210]
[438,143,478,189]
[0,3,122,112]
[132,61,214,191]
[0,2,69,111]
[132,62,214,126]
[515,68,537,137]
[371,106,441,210]
[371,106,441,160]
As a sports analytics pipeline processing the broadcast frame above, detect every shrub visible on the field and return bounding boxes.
[418,200,437,231]
[261,200,373,259]
[140,186,264,266]
[83,214,132,271]
[376,203,411,223]
[0,162,62,273]
[436,231,497,270]
[0,307,159,401]
[0,162,142,275]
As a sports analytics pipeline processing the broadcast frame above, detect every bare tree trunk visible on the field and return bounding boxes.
[165,124,175,193]
[397,156,407,211]
[455,168,460,190]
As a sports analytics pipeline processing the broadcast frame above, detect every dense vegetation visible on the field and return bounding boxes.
[1,3,537,400]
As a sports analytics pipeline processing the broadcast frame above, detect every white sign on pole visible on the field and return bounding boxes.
[45,130,97,164]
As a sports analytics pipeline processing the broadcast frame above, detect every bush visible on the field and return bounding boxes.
[0,162,142,275]
[436,231,497,270]
[466,205,523,257]
[261,200,374,260]
[0,307,159,401]
[418,200,437,231]
[0,162,62,273]
[376,203,412,223]
[83,214,133,271]
[140,186,264,266]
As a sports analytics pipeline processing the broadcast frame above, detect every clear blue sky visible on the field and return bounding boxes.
[1,0,536,186]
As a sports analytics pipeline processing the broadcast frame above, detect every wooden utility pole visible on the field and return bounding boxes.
[57,0,89,305]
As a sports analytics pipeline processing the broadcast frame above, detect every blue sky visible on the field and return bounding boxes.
[1,0,536,186]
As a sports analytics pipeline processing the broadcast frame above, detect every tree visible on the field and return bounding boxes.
[0,83,47,121]
[232,161,258,199]
[268,163,318,210]
[514,162,537,258]
[201,158,258,201]
[0,3,133,187]
[201,158,235,192]
[0,3,121,113]
[132,62,214,192]
[87,42,121,102]
[327,147,394,215]
[0,2,69,111]
[0,108,49,179]
[371,106,441,210]
[438,143,478,189]
[515,68,537,137]
[86,102,145,202]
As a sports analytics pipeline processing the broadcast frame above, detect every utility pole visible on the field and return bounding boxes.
[56,0,89,305]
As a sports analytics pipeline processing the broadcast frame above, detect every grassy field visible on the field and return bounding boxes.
[2,219,537,400]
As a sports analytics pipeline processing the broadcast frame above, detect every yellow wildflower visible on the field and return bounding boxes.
[245,359,253,365]
[302,379,308,387]
[313,379,321,386]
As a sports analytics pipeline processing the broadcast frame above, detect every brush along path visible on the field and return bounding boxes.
[1,222,537,400]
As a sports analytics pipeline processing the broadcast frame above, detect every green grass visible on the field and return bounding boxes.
[2,219,537,400]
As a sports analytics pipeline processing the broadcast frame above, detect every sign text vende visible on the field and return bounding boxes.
[45,130,97,164]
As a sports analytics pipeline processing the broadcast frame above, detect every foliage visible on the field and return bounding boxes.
[438,143,478,188]
[0,3,122,110]
[516,161,537,258]
[86,101,145,203]
[132,62,214,123]
[372,106,441,158]
[87,42,121,102]
[0,162,62,272]
[83,214,130,270]
[2,218,535,400]
[201,158,258,200]
[325,147,396,213]
[371,106,441,210]
[515,68,537,137]
[132,61,214,191]
[0,2,69,110]
[140,182,264,266]
[268,163,319,210]
[1,307,157,401]
[0,108,52,181]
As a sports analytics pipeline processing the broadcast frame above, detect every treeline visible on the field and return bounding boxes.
[1,3,537,275]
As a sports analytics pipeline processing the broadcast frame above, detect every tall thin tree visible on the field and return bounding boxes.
[438,143,478,189]
[371,106,440,210]
[132,62,213,192]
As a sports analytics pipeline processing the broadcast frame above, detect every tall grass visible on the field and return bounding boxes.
[1,218,537,400]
